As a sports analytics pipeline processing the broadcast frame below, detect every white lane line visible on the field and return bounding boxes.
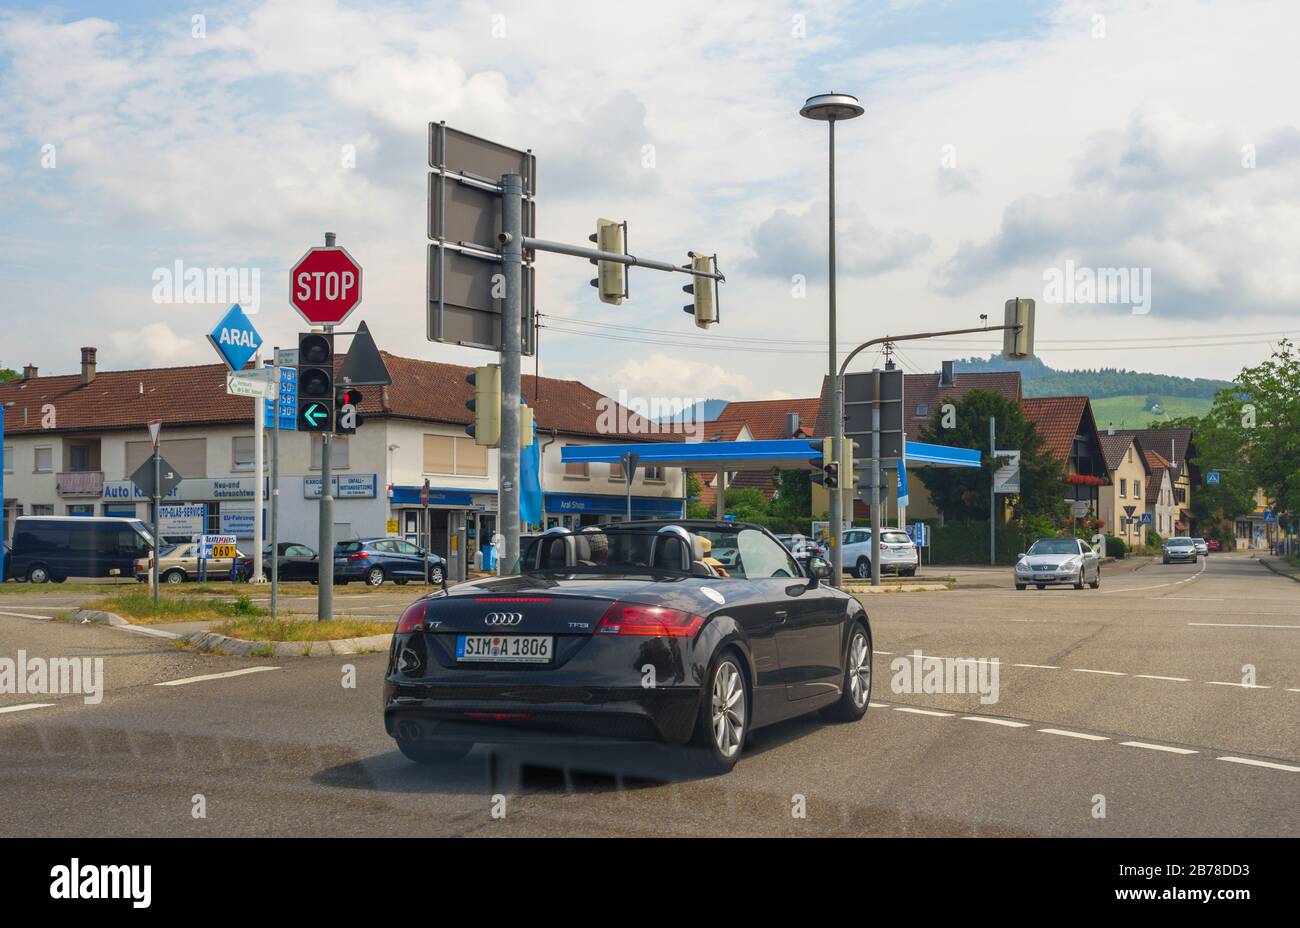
[1072,668,1126,676]
[1120,741,1199,755]
[0,703,56,715]
[154,667,280,687]
[962,716,1028,728]
[1038,728,1109,741]
[1189,622,1300,629]
[1013,663,1060,669]
[1135,674,1192,682]
[1217,757,1300,773]
[1102,559,1207,594]
[0,610,62,620]
[892,707,955,717]
[1146,597,1223,602]
[874,651,893,655]
[1288,689,1300,694]
[1205,681,1271,689]
[868,702,890,709]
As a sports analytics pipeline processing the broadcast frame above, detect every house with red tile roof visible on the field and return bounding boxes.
[1098,430,1151,546]
[1020,396,1108,519]
[0,348,686,570]
[1142,448,1178,537]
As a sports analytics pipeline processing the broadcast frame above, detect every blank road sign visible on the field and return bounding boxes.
[429,171,536,251]
[429,122,536,194]
[427,244,534,355]
[843,369,905,461]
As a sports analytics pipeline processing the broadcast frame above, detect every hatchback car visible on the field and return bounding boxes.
[842,528,919,578]
[1162,537,1198,564]
[1192,537,1209,556]
[335,538,448,586]
[1014,537,1101,590]
[384,521,872,775]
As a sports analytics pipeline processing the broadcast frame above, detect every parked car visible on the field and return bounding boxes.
[384,521,871,774]
[1162,537,1198,564]
[1207,538,1222,552]
[1192,537,1209,556]
[1014,537,1101,590]
[335,538,447,586]
[842,528,919,578]
[776,533,827,570]
[9,516,154,583]
[135,542,248,584]
[237,542,321,582]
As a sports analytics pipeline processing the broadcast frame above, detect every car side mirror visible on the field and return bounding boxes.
[806,556,831,586]
[1018,553,1027,560]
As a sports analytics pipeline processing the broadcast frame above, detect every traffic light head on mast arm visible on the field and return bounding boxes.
[297,331,335,433]
[589,218,626,305]
[465,363,501,447]
[819,436,839,489]
[682,251,718,328]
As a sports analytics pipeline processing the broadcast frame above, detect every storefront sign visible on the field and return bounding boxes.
[303,474,379,499]
[159,504,207,538]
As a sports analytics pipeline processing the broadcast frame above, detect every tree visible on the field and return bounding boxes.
[0,368,18,384]
[915,389,1067,523]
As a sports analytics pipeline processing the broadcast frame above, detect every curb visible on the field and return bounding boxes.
[1256,556,1300,585]
[184,629,393,657]
[68,608,130,627]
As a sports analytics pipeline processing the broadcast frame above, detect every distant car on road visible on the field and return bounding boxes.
[1162,537,1198,564]
[1207,538,1222,552]
[1015,537,1101,590]
[1192,537,1209,556]
[776,534,827,569]
[136,542,249,584]
[238,543,321,582]
[335,538,447,587]
[842,528,918,578]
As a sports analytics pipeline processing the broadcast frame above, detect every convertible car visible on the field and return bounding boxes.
[383,520,874,774]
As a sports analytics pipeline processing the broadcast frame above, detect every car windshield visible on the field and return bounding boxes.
[158,544,180,558]
[1028,539,1079,556]
[1169,538,1194,545]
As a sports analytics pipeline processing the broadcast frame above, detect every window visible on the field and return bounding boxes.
[644,465,665,482]
[915,404,929,418]
[422,434,487,477]
[311,435,349,469]
[66,504,95,517]
[1119,479,1126,498]
[735,528,799,578]
[32,504,54,516]
[232,436,256,472]
[608,461,624,481]
[34,447,53,473]
[2,446,11,474]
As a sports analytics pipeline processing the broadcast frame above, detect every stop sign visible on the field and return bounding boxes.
[290,245,363,326]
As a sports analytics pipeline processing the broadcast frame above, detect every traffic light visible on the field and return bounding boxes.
[589,218,626,305]
[682,251,717,328]
[820,436,839,489]
[297,332,334,432]
[519,403,535,448]
[465,363,501,447]
[336,387,363,434]
[1003,298,1036,360]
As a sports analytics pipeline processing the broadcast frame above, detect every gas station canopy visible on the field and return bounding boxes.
[560,438,981,471]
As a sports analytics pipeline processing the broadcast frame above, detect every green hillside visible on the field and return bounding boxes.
[955,355,1233,401]
[1090,394,1212,429]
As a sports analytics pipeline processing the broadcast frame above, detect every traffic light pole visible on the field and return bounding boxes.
[317,233,337,620]
[500,174,524,575]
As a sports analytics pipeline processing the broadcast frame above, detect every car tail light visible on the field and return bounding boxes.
[595,601,705,638]
[396,601,428,634]
[348,551,370,561]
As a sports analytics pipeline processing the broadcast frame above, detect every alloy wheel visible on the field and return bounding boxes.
[848,631,871,707]
[367,567,385,586]
[711,660,745,758]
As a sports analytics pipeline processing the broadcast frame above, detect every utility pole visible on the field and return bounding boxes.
[253,346,265,584]
[317,231,336,621]
[500,174,524,574]
[870,370,881,586]
[989,416,997,566]
[151,444,160,607]
[270,347,281,620]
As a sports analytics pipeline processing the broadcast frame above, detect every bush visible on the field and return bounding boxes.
[1103,535,1128,558]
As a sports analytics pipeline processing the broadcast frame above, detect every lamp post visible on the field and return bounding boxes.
[801,92,864,586]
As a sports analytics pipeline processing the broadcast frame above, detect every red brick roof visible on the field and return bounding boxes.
[1020,396,1095,463]
[0,352,673,442]
[815,370,1022,437]
[715,397,822,439]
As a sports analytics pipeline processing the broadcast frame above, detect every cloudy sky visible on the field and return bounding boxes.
[2,0,1298,403]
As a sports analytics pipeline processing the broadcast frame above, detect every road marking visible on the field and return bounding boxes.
[1013,663,1060,669]
[892,707,954,717]
[875,650,893,655]
[154,667,280,687]
[1205,681,1271,689]
[1288,689,1300,694]
[1146,597,1224,602]
[1038,728,1109,741]
[1135,674,1191,682]
[1073,668,1126,676]
[0,703,56,714]
[1120,741,1198,755]
[868,702,890,708]
[1102,559,1207,593]
[114,624,178,639]
[0,610,61,620]
[962,716,1028,728]
[1217,757,1300,773]
[1189,622,1300,629]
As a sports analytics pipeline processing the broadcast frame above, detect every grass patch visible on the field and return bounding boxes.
[209,617,394,642]
[1285,555,1300,570]
[84,591,267,624]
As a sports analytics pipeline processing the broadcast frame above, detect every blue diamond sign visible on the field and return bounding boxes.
[207,304,263,372]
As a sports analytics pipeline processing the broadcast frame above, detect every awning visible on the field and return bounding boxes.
[560,438,981,471]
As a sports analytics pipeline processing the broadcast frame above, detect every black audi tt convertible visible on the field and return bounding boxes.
[383,520,873,774]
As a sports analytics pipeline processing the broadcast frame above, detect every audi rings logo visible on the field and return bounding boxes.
[483,612,524,626]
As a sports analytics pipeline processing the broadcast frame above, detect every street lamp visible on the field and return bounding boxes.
[801,92,863,586]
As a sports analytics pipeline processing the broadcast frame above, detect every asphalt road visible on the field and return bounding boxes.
[1,552,1295,837]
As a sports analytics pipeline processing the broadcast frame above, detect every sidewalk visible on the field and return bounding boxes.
[1256,554,1300,583]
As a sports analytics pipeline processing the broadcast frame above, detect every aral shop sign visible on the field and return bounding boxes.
[103,477,268,502]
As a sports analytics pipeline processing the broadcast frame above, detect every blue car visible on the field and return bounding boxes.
[335,538,448,587]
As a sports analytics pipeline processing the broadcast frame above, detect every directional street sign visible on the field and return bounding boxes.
[338,320,392,386]
[993,450,1022,494]
[298,401,330,431]
[290,246,363,326]
[130,456,181,499]
[1206,471,1221,485]
[226,368,276,399]
[264,366,298,431]
[207,304,263,372]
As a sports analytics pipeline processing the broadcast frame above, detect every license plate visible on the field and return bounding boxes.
[1034,573,1055,580]
[456,634,553,663]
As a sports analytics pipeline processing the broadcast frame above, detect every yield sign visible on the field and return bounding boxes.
[207,304,263,372]
[147,419,162,450]
[290,245,363,326]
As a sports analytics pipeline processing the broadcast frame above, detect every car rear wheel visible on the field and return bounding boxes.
[395,738,473,765]
[822,623,871,722]
[164,569,186,584]
[688,650,748,775]
[1035,583,1046,590]
[365,566,386,586]
[429,565,444,585]
[854,558,871,579]
[1015,583,1027,590]
[27,565,49,584]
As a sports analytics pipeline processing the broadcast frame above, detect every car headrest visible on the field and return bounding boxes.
[571,534,592,564]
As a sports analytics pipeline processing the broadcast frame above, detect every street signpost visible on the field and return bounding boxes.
[843,368,903,585]
[133,421,178,607]
[337,320,393,387]
[621,451,640,522]
[1206,471,1221,485]
[226,368,276,398]
[207,304,263,372]
[290,246,363,327]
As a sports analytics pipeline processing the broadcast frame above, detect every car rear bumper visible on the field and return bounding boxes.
[384,682,702,745]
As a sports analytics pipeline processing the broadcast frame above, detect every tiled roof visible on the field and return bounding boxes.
[1020,396,1094,463]
[715,397,822,439]
[815,370,1022,437]
[1144,449,1172,500]
[1116,428,1194,477]
[0,352,675,442]
[1098,432,1149,473]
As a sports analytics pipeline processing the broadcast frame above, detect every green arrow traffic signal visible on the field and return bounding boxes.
[299,401,330,431]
